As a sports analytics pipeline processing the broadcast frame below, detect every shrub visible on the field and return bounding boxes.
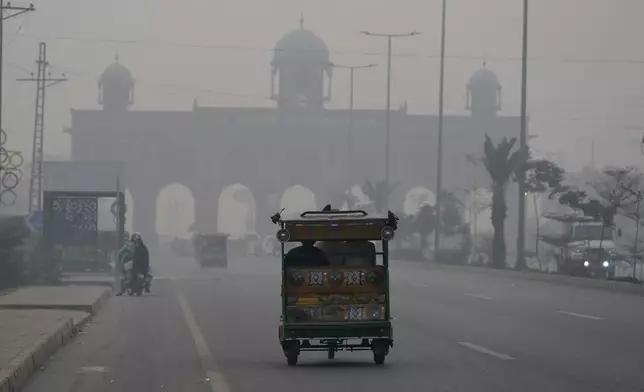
[0,215,30,289]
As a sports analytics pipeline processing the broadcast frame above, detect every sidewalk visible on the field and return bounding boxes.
[0,286,111,314]
[0,285,111,392]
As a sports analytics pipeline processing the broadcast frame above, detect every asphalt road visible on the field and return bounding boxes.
[24,255,644,392]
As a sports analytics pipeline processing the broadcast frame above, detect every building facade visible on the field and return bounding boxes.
[68,24,523,247]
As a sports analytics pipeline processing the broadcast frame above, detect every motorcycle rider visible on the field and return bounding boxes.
[115,235,136,296]
[116,233,151,295]
[131,233,151,293]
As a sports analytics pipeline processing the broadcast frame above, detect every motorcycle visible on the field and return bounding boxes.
[125,272,145,296]
[122,261,152,296]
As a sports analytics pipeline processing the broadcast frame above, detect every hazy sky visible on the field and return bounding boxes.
[3,0,644,172]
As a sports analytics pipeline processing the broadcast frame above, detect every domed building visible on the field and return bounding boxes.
[465,62,502,117]
[271,18,333,109]
[98,56,134,112]
[68,24,523,251]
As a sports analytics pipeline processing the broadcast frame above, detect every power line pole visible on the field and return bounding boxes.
[517,0,529,270]
[360,30,419,209]
[333,63,377,183]
[17,42,67,211]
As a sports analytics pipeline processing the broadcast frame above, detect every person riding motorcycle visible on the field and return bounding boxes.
[131,233,151,291]
[116,233,152,295]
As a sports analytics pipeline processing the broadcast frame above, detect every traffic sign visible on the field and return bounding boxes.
[25,210,43,234]
[110,200,126,217]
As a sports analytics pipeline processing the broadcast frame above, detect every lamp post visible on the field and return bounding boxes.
[333,63,377,182]
[360,30,419,208]
[433,0,448,263]
[517,0,529,269]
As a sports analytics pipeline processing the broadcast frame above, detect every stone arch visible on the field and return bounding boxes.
[403,186,435,216]
[218,184,256,238]
[280,185,317,214]
[155,183,195,240]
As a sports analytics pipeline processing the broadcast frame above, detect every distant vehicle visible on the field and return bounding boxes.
[540,214,617,278]
[193,233,229,268]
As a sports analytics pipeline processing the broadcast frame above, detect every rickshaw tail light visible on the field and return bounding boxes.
[276,229,290,243]
[381,226,395,241]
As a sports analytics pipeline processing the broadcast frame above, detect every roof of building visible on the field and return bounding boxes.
[99,58,134,86]
[273,22,330,67]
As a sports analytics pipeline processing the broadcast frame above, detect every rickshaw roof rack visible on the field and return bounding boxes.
[300,209,368,218]
[542,212,598,223]
[278,210,392,223]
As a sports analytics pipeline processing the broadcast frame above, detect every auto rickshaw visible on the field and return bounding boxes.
[271,209,399,366]
[193,233,229,267]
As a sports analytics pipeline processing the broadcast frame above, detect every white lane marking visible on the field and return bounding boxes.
[458,342,515,361]
[464,293,493,300]
[557,310,604,321]
[77,366,109,374]
[176,285,231,392]
[409,281,431,288]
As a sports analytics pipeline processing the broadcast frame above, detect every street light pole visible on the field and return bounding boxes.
[333,63,377,182]
[360,30,419,209]
[433,0,447,264]
[517,0,529,269]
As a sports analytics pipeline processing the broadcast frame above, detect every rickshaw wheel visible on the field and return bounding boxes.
[373,353,386,365]
[283,341,299,366]
[286,350,298,366]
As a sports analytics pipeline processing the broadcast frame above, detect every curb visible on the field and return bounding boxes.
[61,280,114,288]
[0,318,73,392]
[0,290,112,392]
[0,288,112,314]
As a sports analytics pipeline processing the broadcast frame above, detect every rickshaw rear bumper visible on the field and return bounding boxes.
[280,321,393,341]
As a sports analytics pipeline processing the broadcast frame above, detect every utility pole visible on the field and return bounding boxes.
[360,30,419,209]
[333,63,377,183]
[17,42,67,211]
[517,0,529,270]
[433,0,447,263]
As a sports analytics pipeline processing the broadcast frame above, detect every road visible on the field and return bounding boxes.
[24,255,644,392]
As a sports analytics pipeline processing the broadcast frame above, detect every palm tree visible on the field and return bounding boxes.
[414,204,435,253]
[482,134,526,269]
[362,180,397,214]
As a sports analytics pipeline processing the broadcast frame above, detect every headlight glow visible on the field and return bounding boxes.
[583,261,590,267]
[603,261,610,268]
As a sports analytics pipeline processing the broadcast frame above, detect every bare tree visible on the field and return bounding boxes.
[590,167,641,250]
[522,155,565,271]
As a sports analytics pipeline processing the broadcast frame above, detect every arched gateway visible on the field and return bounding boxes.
[67,23,522,246]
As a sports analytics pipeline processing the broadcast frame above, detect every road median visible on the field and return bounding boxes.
[397,259,644,296]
